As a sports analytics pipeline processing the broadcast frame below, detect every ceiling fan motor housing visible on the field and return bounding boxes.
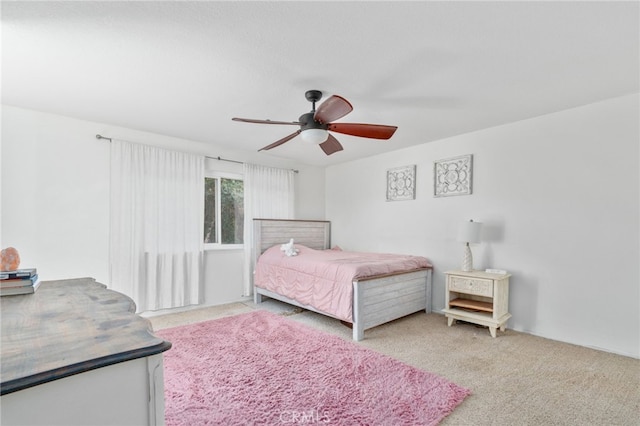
[299,112,328,131]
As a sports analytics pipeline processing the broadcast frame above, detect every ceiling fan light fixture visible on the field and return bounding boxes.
[300,128,329,145]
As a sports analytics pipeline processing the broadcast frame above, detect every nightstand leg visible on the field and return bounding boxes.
[500,324,506,332]
[489,326,497,338]
[447,317,455,327]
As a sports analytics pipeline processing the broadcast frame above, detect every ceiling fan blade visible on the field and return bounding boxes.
[233,117,301,125]
[258,130,301,151]
[314,95,353,124]
[319,134,344,156]
[328,123,398,139]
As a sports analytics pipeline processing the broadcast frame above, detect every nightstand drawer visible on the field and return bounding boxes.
[448,276,493,297]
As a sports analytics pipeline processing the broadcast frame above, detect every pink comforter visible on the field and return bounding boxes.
[254,245,432,322]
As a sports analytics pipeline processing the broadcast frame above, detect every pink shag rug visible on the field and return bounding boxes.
[156,310,470,425]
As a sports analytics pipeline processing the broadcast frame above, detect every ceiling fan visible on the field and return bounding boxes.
[232,90,398,156]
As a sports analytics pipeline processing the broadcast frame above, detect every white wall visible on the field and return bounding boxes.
[0,105,325,308]
[326,94,639,358]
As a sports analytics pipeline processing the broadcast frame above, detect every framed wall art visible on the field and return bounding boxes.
[434,154,473,197]
[386,165,416,201]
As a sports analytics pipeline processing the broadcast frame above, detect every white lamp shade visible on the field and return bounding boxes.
[300,128,329,144]
[457,220,482,243]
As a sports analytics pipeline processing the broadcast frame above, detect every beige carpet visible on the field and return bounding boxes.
[147,301,639,425]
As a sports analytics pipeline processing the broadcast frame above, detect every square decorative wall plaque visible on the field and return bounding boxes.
[386,165,416,201]
[434,154,473,197]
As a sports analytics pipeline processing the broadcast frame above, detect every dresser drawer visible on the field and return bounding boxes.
[448,276,493,297]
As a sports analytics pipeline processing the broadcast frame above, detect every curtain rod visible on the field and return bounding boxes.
[96,134,299,173]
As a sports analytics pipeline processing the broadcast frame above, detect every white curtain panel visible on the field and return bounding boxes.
[242,163,295,296]
[110,140,205,312]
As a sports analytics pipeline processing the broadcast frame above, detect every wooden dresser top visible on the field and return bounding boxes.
[0,277,171,395]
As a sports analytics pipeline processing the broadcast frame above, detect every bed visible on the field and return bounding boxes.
[251,219,433,341]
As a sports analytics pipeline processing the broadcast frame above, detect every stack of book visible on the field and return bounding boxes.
[0,268,40,296]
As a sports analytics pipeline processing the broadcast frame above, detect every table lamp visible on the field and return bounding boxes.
[457,219,482,272]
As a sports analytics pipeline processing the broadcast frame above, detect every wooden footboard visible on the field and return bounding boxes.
[352,268,432,341]
[255,268,432,341]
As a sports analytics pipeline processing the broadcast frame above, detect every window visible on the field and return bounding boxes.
[204,173,244,248]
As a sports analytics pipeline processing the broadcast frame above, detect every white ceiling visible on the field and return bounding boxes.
[2,1,638,167]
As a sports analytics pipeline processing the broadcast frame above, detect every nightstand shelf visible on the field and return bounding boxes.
[448,298,493,313]
[443,270,512,338]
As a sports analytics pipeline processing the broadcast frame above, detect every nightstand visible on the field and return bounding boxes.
[443,270,511,338]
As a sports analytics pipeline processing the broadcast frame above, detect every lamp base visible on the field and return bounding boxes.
[462,243,473,272]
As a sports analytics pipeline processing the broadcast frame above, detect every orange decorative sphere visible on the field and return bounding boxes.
[1,247,21,271]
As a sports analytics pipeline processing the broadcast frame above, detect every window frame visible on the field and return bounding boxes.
[204,171,244,251]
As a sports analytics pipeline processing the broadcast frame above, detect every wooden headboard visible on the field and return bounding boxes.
[253,219,331,254]
[251,219,331,285]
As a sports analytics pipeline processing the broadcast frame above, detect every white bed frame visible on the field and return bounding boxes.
[251,219,433,341]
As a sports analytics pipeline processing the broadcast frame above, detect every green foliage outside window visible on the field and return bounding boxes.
[204,178,217,244]
[204,177,244,245]
[221,178,244,244]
